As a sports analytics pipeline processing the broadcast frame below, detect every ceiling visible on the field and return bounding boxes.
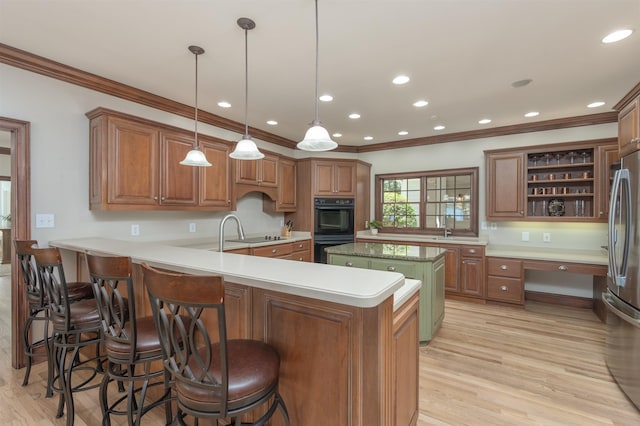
[1,0,639,149]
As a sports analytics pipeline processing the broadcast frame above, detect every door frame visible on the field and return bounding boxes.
[0,117,30,369]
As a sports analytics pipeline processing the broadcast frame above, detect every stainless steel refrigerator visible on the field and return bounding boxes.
[607,152,640,409]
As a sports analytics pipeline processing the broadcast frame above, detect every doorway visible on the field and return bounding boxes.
[0,118,31,369]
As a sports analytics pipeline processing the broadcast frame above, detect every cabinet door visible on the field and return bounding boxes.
[260,154,278,187]
[159,130,197,206]
[431,256,446,332]
[313,161,336,195]
[441,246,460,293]
[235,158,259,184]
[199,138,232,209]
[597,144,620,220]
[461,257,484,297]
[327,254,370,269]
[619,98,639,157]
[276,158,297,211]
[334,162,356,195]
[486,152,525,219]
[107,117,159,205]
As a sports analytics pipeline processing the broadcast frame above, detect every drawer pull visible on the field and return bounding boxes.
[345,262,353,267]
[469,249,476,254]
[500,285,508,291]
[387,266,396,272]
[500,265,508,270]
[631,137,640,144]
[558,265,568,271]
[271,249,277,254]
[298,244,303,248]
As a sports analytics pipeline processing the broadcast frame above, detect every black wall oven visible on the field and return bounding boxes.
[313,198,355,263]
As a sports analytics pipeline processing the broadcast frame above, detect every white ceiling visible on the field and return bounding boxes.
[1,0,639,148]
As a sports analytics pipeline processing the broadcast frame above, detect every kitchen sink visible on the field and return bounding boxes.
[225,237,275,243]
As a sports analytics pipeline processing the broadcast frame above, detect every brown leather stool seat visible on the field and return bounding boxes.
[14,240,94,398]
[33,247,105,426]
[142,263,290,425]
[86,254,172,426]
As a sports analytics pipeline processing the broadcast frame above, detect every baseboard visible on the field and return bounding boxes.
[525,290,593,309]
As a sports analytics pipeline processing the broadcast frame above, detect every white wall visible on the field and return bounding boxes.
[0,63,616,296]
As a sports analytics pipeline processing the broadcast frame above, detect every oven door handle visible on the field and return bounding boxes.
[603,291,640,328]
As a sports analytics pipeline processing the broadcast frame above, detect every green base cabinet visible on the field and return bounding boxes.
[328,252,445,342]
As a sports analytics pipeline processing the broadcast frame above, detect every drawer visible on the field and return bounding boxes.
[328,254,370,269]
[291,240,311,253]
[487,257,523,278]
[369,258,418,278]
[523,259,607,276]
[486,276,524,304]
[251,243,293,258]
[287,250,312,262]
[461,246,484,258]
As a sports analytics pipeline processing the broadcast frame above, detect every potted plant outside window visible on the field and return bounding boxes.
[369,220,382,235]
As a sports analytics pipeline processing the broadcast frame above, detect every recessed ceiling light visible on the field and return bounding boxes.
[524,111,539,118]
[478,118,492,124]
[349,113,361,119]
[587,101,605,108]
[364,136,373,141]
[511,79,533,88]
[602,29,633,43]
[266,120,278,125]
[392,75,410,85]
[398,131,409,136]
[218,101,231,108]
[332,133,342,138]
[413,100,429,107]
[433,125,445,131]
[319,94,333,102]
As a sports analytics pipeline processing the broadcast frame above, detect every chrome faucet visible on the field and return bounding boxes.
[218,214,246,251]
[443,228,452,238]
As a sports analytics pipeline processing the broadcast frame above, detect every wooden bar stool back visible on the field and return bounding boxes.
[14,240,93,397]
[33,246,103,426]
[86,254,172,426]
[141,264,290,425]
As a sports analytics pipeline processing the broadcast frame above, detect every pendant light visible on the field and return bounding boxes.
[180,45,212,166]
[230,18,265,160]
[297,0,337,152]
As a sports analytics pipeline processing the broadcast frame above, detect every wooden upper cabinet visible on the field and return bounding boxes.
[199,136,233,209]
[596,144,620,220]
[263,157,296,212]
[87,107,233,211]
[160,130,197,206]
[106,116,159,206]
[618,97,640,157]
[313,160,356,196]
[486,152,525,219]
[235,153,278,187]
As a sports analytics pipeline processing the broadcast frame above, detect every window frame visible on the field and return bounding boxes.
[374,167,479,237]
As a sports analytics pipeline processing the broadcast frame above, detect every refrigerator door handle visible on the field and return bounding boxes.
[603,291,640,328]
[608,169,631,288]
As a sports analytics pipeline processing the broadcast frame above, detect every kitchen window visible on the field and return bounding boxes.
[374,167,479,237]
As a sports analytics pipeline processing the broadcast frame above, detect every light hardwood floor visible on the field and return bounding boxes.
[1,271,638,425]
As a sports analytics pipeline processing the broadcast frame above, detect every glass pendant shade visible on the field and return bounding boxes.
[297,120,337,151]
[230,135,265,160]
[180,148,212,166]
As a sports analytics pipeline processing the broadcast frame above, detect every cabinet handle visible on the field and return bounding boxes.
[599,211,604,216]
[387,266,396,272]
[153,196,158,200]
[500,285,508,291]
[345,261,353,267]
[520,210,524,215]
[298,244,303,248]
[500,265,508,270]
[161,196,165,201]
[631,137,640,144]
[271,248,277,254]
[469,249,476,254]
[558,265,568,271]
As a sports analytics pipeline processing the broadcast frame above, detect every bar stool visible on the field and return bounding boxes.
[14,240,93,397]
[86,254,172,426]
[33,247,104,426]
[142,263,290,425]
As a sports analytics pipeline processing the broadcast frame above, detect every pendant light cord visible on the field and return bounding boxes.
[194,51,199,146]
[314,0,319,123]
[244,27,249,138]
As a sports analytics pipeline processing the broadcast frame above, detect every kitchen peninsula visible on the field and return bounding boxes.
[50,237,419,426]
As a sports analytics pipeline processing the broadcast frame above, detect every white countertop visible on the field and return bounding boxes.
[393,279,421,311]
[158,231,312,251]
[50,237,404,308]
[356,231,488,246]
[486,244,608,265]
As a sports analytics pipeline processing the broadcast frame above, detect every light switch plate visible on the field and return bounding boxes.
[521,232,530,241]
[131,224,140,236]
[543,232,551,242]
[189,223,196,233]
[35,213,55,228]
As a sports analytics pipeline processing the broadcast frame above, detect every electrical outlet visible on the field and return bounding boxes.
[35,213,55,228]
[490,222,497,230]
[189,223,196,233]
[131,224,140,236]
[481,221,488,230]
[543,232,551,242]
[521,231,529,242]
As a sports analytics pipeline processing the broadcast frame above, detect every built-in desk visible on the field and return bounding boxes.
[486,245,608,321]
